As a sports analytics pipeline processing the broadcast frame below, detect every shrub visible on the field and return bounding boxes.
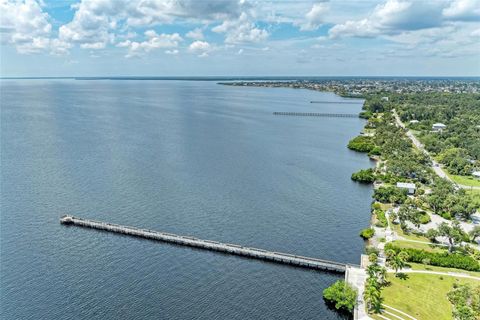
[351,168,376,183]
[365,246,379,256]
[360,228,375,239]
[441,212,453,220]
[375,210,388,228]
[348,136,376,153]
[368,146,382,156]
[419,212,431,224]
[385,243,480,271]
[323,280,358,313]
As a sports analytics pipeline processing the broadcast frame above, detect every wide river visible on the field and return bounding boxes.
[1,80,372,320]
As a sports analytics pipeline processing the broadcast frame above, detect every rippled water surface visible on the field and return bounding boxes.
[1,80,372,319]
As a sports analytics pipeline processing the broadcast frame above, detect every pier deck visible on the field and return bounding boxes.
[61,215,350,273]
[273,112,358,118]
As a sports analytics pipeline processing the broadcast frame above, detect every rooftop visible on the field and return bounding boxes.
[396,182,416,189]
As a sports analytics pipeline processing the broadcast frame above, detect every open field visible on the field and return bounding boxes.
[408,262,480,278]
[448,173,480,187]
[379,273,480,320]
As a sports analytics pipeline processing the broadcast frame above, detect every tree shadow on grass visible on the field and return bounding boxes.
[396,272,409,280]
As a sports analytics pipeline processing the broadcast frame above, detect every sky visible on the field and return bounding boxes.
[1,0,479,77]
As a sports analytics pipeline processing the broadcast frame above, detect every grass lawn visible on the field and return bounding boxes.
[390,222,430,242]
[379,273,480,320]
[408,262,480,278]
[390,240,446,253]
[466,189,480,208]
[447,173,480,187]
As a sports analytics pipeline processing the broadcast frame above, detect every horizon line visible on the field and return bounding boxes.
[1,75,480,80]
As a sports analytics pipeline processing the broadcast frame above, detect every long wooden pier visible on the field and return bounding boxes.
[310,100,360,104]
[273,112,358,118]
[60,215,350,273]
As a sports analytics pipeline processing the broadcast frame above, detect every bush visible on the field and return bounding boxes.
[368,146,382,156]
[360,228,375,239]
[375,210,388,228]
[348,136,376,153]
[365,246,379,256]
[419,212,431,224]
[385,243,480,271]
[323,280,357,313]
[351,168,376,183]
[441,212,453,220]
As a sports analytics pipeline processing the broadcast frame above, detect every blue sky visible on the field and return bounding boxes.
[1,0,479,77]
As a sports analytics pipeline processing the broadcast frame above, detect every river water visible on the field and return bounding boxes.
[1,80,372,319]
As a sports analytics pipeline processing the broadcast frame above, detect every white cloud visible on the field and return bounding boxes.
[188,40,211,57]
[0,0,53,53]
[165,49,178,55]
[443,0,480,21]
[212,12,268,44]
[186,28,204,40]
[118,30,182,57]
[329,0,445,39]
[299,2,329,31]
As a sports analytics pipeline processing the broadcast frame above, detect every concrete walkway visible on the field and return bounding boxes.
[345,265,372,320]
[390,269,480,281]
[383,305,418,320]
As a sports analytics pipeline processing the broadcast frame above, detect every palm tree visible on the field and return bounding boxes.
[386,250,409,275]
[363,282,383,313]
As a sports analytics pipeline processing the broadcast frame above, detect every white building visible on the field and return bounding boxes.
[432,123,447,131]
[409,120,419,124]
[473,171,480,179]
[381,96,389,101]
[396,182,416,195]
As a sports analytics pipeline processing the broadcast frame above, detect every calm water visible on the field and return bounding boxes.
[1,80,372,320]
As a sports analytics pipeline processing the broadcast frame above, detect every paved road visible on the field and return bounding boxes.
[392,110,480,190]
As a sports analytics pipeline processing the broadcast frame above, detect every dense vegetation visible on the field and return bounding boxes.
[373,186,408,204]
[351,168,375,183]
[322,280,357,313]
[395,93,480,160]
[347,136,376,153]
[359,228,375,239]
[447,284,480,320]
[385,243,480,271]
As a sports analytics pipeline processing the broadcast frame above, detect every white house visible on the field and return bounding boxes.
[432,123,447,131]
[409,120,419,124]
[381,96,389,101]
[473,171,480,179]
[396,182,416,195]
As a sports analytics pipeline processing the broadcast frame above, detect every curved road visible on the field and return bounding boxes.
[392,109,480,190]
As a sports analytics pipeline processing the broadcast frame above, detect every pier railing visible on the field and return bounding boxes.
[61,215,353,273]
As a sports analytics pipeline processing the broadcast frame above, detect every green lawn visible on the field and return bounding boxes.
[466,189,480,208]
[390,222,430,242]
[379,273,480,320]
[447,173,480,187]
[390,240,446,253]
[408,262,480,278]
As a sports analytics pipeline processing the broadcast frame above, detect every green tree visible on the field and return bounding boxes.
[469,226,480,242]
[437,221,465,252]
[386,249,409,275]
[322,280,358,313]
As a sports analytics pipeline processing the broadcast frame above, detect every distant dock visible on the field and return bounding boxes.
[61,215,351,273]
[273,112,359,118]
[310,100,360,104]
